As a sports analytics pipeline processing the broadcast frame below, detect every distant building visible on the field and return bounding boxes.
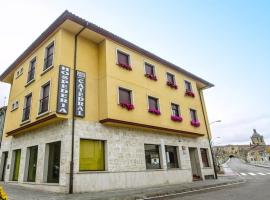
[213,129,270,164]
[0,106,7,147]
[251,129,265,145]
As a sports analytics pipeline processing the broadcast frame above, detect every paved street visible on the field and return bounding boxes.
[169,158,270,199]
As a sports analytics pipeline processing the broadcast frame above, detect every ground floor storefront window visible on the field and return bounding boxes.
[200,148,210,167]
[79,139,105,171]
[12,149,21,181]
[47,141,61,183]
[165,145,179,168]
[144,144,161,169]
[27,146,38,182]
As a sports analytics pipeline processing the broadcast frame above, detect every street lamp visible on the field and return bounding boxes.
[208,120,221,179]
[210,120,221,125]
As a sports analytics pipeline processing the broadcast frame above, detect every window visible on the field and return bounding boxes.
[166,73,175,84]
[166,73,177,89]
[144,144,161,169]
[148,96,160,115]
[185,81,192,92]
[118,88,134,110]
[119,88,132,104]
[11,100,19,111]
[27,57,36,83]
[79,139,105,171]
[165,146,179,168]
[44,42,54,70]
[148,96,159,110]
[47,141,61,183]
[39,82,50,114]
[145,63,155,75]
[22,93,32,122]
[190,109,198,121]
[190,109,200,126]
[145,63,157,80]
[26,146,38,182]
[171,103,180,117]
[12,149,21,181]
[117,50,130,66]
[15,67,23,78]
[200,148,210,167]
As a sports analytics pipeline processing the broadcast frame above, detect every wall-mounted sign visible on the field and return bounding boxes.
[75,70,86,117]
[57,65,70,114]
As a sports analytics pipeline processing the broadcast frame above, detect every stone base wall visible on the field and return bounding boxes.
[0,120,214,193]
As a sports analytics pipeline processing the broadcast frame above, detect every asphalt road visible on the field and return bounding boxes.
[169,158,270,200]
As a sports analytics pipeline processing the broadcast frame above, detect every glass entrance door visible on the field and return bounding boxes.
[27,146,38,182]
[47,141,61,183]
[12,149,21,181]
[0,152,8,181]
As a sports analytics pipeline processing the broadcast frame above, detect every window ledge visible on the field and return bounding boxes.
[77,170,108,174]
[41,65,54,76]
[25,79,35,87]
[11,108,18,112]
[145,168,165,171]
[20,120,31,126]
[36,111,50,119]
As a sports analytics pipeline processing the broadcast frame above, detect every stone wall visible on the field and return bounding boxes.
[0,119,214,193]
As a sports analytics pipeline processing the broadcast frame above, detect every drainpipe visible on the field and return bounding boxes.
[198,88,218,179]
[69,25,86,194]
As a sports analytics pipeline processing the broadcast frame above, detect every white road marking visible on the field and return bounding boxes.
[258,173,266,175]
[248,172,256,176]
[240,173,247,176]
[267,173,270,175]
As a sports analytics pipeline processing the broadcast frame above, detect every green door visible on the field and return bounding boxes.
[27,146,38,182]
[12,149,21,181]
[47,141,61,183]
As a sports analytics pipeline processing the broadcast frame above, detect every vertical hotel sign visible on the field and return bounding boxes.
[57,65,70,114]
[75,71,86,117]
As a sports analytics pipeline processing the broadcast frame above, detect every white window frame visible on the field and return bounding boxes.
[115,48,131,66]
[117,87,134,105]
[38,80,51,116]
[43,41,55,72]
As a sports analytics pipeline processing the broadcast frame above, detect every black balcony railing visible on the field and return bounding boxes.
[39,96,49,114]
[22,106,31,122]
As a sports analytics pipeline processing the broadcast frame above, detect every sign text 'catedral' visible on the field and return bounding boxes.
[75,70,86,117]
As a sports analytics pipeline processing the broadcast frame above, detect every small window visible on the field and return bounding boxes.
[166,73,175,84]
[171,103,180,117]
[185,81,192,92]
[117,50,130,66]
[44,42,54,70]
[15,67,23,78]
[145,63,157,80]
[148,96,159,110]
[39,82,50,114]
[80,139,105,171]
[119,88,132,104]
[190,109,198,121]
[11,100,19,111]
[27,58,36,83]
[144,144,161,169]
[22,93,32,122]
[165,146,179,168]
[200,148,210,167]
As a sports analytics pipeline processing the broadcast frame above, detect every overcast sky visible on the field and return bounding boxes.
[0,0,269,145]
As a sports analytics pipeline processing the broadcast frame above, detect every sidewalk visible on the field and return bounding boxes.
[0,177,245,200]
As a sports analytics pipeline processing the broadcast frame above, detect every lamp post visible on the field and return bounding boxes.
[208,120,221,179]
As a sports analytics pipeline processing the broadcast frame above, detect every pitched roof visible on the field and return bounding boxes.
[0,10,214,88]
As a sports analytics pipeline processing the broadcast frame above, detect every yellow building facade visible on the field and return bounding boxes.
[0,11,214,193]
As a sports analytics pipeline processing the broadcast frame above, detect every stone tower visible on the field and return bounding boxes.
[251,129,265,145]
